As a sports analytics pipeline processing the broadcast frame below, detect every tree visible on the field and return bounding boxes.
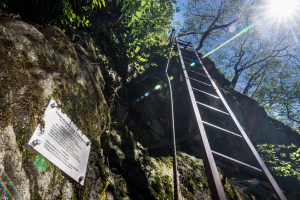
[178,0,254,51]
[98,0,177,69]
[178,0,300,128]
[1,0,177,71]
[257,143,300,183]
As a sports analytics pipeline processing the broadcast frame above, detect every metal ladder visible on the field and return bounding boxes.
[164,30,287,200]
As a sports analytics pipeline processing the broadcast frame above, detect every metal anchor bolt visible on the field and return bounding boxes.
[79,176,84,183]
[50,103,57,108]
[33,139,41,145]
[86,141,91,146]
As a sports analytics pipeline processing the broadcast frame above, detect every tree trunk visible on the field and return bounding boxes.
[230,73,239,89]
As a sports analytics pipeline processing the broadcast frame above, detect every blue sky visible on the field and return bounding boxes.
[171,0,189,28]
[167,1,300,129]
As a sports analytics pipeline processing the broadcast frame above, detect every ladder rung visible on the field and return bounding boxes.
[196,102,229,115]
[180,48,193,52]
[178,42,189,47]
[182,56,197,62]
[211,151,263,173]
[192,87,219,99]
[188,77,211,86]
[184,61,195,66]
[202,121,242,138]
[186,69,207,77]
[180,51,197,59]
[184,62,203,68]
[194,66,204,70]
[182,61,203,69]
[178,39,189,44]
[180,49,194,55]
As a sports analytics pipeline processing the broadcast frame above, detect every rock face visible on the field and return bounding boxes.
[0,16,299,200]
[0,17,110,200]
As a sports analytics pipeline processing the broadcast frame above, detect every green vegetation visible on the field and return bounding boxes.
[159,156,173,168]
[257,143,300,182]
[140,148,154,168]
[150,175,174,200]
[1,0,178,72]
[192,162,201,170]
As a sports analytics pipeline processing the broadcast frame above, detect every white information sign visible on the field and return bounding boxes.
[28,99,91,185]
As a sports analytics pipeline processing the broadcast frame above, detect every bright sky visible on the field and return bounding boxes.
[171,0,189,28]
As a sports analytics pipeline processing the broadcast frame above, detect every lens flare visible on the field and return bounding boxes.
[228,25,236,33]
[144,63,150,69]
[249,178,260,186]
[33,156,48,173]
[268,0,299,18]
[0,176,14,200]
[155,85,161,90]
[170,76,174,80]
[2,168,24,200]
[145,92,150,96]
[141,96,144,99]
[190,62,195,66]
[203,19,261,58]
[136,98,140,102]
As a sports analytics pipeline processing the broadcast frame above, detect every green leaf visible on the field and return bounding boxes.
[72,13,76,18]
[83,15,85,21]
[141,1,146,7]
[135,46,140,53]
[136,11,142,18]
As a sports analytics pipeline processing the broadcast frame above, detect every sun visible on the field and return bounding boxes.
[267,0,300,19]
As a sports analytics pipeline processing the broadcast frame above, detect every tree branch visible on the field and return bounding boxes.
[284,101,300,124]
[195,19,237,51]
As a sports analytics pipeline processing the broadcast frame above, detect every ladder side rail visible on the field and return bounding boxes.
[190,44,287,200]
[176,37,227,200]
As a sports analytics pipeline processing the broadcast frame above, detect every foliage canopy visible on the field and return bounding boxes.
[0,0,178,70]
